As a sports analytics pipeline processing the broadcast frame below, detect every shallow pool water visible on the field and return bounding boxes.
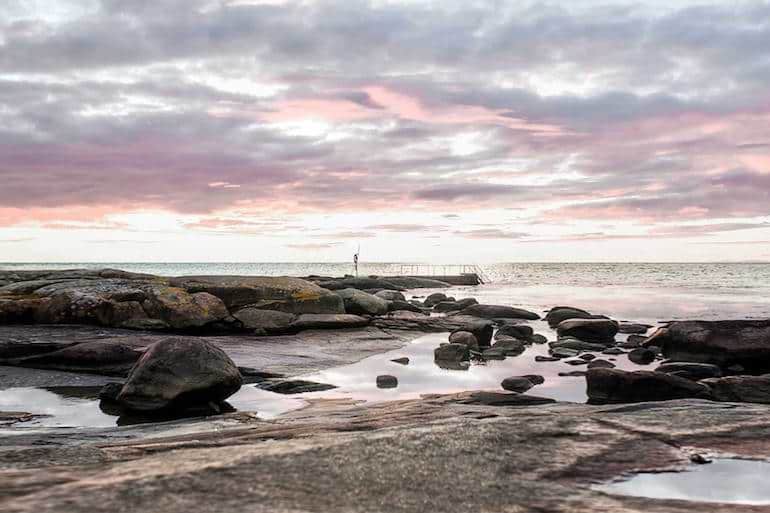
[594,458,770,505]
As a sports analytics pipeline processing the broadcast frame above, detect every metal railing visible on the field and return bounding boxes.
[396,264,490,284]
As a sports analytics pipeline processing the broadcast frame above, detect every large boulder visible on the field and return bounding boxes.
[170,276,344,314]
[586,368,712,404]
[316,277,401,291]
[556,319,618,344]
[334,288,389,316]
[380,277,450,289]
[456,304,540,321]
[700,375,770,404]
[434,343,470,362]
[387,300,425,314]
[491,337,526,356]
[374,290,406,302]
[448,331,479,350]
[424,293,449,308]
[451,320,494,347]
[231,308,295,332]
[495,324,534,341]
[545,306,593,328]
[549,337,607,352]
[644,320,770,371]
[142,288,229,330]
[655,362,722,380]
[117,338,242,411]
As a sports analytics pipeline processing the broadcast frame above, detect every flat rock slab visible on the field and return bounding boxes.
[2,396,770,513]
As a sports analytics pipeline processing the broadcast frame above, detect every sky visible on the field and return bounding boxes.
[0,0,769,263]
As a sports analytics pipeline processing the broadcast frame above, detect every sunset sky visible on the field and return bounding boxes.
[1,0,769,262]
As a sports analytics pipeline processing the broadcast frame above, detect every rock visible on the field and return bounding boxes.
[700,375,770,404]
[491,337,526,356]
[495,324,534,341]
[618,323,652,334]
[602,347,626,355]
[98,382,124,401]
[530,334,548,344]
[564,359,588,366]
[237,368,284,384]
[550,347,580,358]
[117,338,242,411]
[449,390,555,406]
[545,306,593,328]
[434,359,470,371]
[391,357,409,365]
[289,314,370,331]
[448,331,479,350]
[556,319,618,344]
[628,348,657,365]
[374,290,406,301]
[409,299,425,308]
[0,297,50,324]
[434,298,479,312]
[261,380,337,394]
[535,355,560,362]
[644,320,770,371]
[141,289,230,330]
[655,362,722,380]
[335,288,389,316]
[451,320,493,348]
[559,371,587,377]
[455,304,540,321]
[376,375,398,389]
[501,377,535,393]
[586,368,711,404]
[170,275,345,314]
[550,338,607,352]
[4,340,144,376]
[316,277,402,291]
[373,313,489,333]
[579,354,596,361]
[587,359,615,369]
[424,293,449,308]
[231,308,295,332]
[387,300,426,314]
[481,348,507,360]
[434,343,470,362]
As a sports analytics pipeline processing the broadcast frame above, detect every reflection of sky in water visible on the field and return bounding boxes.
[595,459,770,505]
[4,281,769,428]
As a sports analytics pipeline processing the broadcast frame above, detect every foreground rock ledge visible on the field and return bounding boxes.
[2,395,770,513]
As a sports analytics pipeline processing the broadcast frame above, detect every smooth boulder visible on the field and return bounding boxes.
[117,338,242,412]
[375,290,406,302]
[289,314,370,331]
[451,320,494,347]
[655,362,722,380]
[448,331,479,350]
[700,375,770,404]
[232,308,295,332]
[456,304,540,321]
[434,343,470,362]
[545,306,593,328]
[556,318,618,344]
[335,288,389,316]
[586,368,711,404]
[424,293,449,308]
[500,376,535,393]
[495,324,534,341]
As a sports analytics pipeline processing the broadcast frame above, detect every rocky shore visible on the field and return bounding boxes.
[2,269,770,511]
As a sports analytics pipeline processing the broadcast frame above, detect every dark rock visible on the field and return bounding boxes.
[317,277,402,291]
[450,391,555,406]
[4,340,144,376]
[579,354,596,361]
[409,300,425,308]
[448,331,479,350]
[424,293,449,308]
[481,348,507,360]
[628,348,656,365]
[387,300,426,314]
[289,314,370,331]
[655,362,722,380]
[117,338,242,411]
[535,355,560,362]
[373,313,489,333]
[231,308,295,332]
[491,337,526,356]
[530,334,547,344]
[376,375,398,389]
[335,288,389,316]
[495,324,534,341]
[434,359,470,371]
[602,347,626,355]
[451,320,494,347]
[434,343,470,362]
[644,320,770,371]
[564,359,589,366]
[380,277,450,289]
[550,347,580,359]
[456,304,540,321]
[618,323,652,334]
[690,453,712,465]
[586,368,711,404]
[556,319,618,344]
[559,371,587,377]
[391,357,409,365]
[545,306,593,328]
[700,375,770,404]
[501,377,535,393]
[237,367,285,384]
[550,338,607,352]
[374,290,406,302]
[261,379,337,394]
[587,359,615,369]
[98,382,124,402]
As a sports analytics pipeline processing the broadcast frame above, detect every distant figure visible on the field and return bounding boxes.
[353,249,359,277]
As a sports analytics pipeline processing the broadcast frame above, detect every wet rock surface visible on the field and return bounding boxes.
[455,304,540,320]
[586,368,712,404]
